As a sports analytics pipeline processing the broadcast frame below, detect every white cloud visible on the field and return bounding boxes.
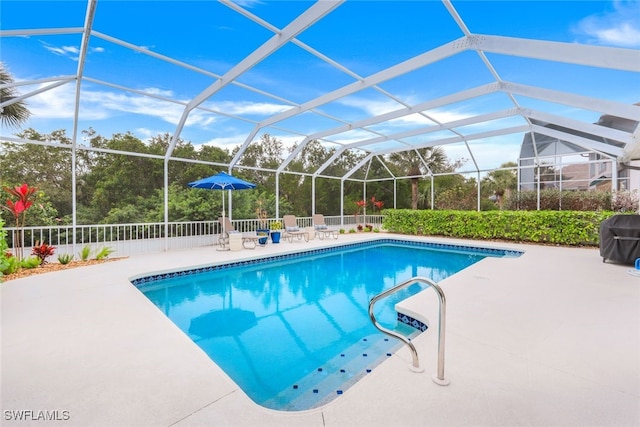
[25,82,291,132]
[40,41,105,61]
[201,135,247,148]
[330,128,381,145]
[209,100,290,116]
[27,84,83,119]
[337,96,403,116]
[443,139,522,172]
[140,87,175,97]
[592,22,640,47]
[42,45,79,61]
[336,95,473,129]
[133,127,159,140]
[574,0,640,48]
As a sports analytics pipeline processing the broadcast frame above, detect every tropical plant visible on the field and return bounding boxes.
[1,129,76,223]
[481,162,518,209]
[370,196,384,212]
[0,62,31,128]
[270,221,282,230]
[79,245,91,261]
[388,147,449,209]
[2,183,38,261]
[31,242,56,265]
[0,218,9,279]
[20,256,41,269]
[354,200,366,221]
[255,195,270,228]
[1,255,20,276]
[95,246,115,260]
[57,253,73,265]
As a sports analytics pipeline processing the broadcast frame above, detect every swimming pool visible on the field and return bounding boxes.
[133,239,520,411]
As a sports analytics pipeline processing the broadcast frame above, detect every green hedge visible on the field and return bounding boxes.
[381,209,619,246]
[505,189,612,211]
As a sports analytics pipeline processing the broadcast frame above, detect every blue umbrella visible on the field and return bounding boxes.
[188,172,256,233]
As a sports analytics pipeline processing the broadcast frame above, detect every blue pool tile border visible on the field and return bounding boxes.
[398,313,428,332]
[131,238,523,286]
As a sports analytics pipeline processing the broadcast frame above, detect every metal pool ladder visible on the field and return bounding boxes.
[368,276,450,386]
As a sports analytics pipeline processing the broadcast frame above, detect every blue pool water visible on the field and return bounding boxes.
[134,239,518,411]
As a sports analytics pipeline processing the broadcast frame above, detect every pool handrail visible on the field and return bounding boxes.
[368,276,450,386]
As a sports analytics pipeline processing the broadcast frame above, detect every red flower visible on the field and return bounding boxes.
[374,200,384,210]
[3,183,38,262]
[6,183,37,202]
[355,199,367,215]
[6,199,27,217]
[4,184,36,219]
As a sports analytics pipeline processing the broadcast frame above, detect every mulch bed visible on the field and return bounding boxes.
[2,257,127,282]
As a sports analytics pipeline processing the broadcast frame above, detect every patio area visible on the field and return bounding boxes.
[1,233,639,427]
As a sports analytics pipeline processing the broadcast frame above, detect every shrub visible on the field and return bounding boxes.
[31,242,56,265]
[20,256,42,269]
[612,190,639,212]
[1,255,20,276]
[0,219,9,280]
[382,208,615,246]
[505,190,611,211]
[79,245,91,261]
[95,246,115,260]
[269,221,282,230]
[435,186,478,210]
[57,253,74,265]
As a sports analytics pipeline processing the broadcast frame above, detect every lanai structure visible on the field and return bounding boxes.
[1,0,639,222]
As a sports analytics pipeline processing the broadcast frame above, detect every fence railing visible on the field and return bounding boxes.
[3,215,384,259]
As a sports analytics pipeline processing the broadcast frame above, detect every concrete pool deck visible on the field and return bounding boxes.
[1,233,639,426]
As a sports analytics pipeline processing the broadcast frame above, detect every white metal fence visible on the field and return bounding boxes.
[4,215,384,259]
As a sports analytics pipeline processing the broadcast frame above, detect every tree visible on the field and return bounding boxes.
[0,62,31,129]
[481,161,518,209]
[281,140,330,216]
[434,178,479,210]
[233,133,283,188]
[84,132,164,223]
[388,147,449,209]
[1,129,76,219]
[147,133,232,187]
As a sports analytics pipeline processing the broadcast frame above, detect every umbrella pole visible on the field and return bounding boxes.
[217,190,230,251]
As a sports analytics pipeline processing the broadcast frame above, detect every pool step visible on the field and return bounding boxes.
[260,334,402,411]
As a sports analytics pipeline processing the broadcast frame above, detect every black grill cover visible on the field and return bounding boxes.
[599,214,640,264]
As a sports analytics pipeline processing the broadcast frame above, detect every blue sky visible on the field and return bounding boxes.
[1,0,639,171]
